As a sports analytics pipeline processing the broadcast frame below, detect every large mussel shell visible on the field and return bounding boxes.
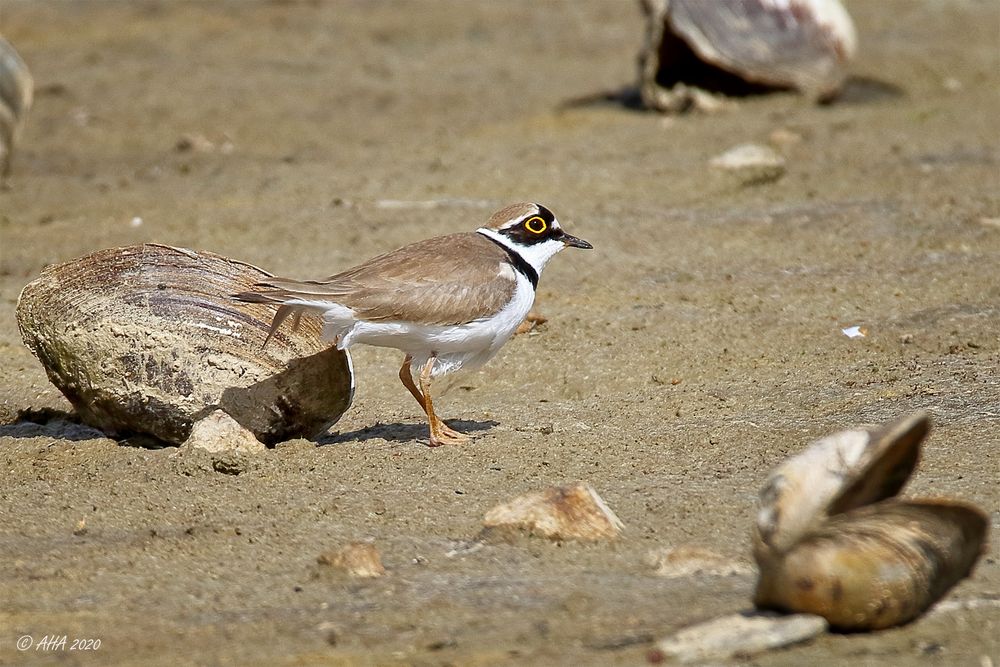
[0,35,33,177]
[639,0,857,111]
[17,244,354,445]
[754,499,989,630]
[755,412,927,554]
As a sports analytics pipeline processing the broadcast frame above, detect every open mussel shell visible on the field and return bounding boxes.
[17,244,354,445]
[754,499,989,630]
[639,0,857,111]
[0,35,33,177]
[755,411,927,554]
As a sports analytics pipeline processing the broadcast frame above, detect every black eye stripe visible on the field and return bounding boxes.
[498,205,559,245]
[524,216,547,234]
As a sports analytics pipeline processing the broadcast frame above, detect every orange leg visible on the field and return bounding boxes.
[398,355,425,411]
[418,355,470,447]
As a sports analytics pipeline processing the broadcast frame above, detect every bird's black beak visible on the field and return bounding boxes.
[560,231,593,249]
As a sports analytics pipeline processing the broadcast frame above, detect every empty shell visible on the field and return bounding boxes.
[639,0,857,111]
[17,244,354,445]
[754,499,988,630]
[752,412,990,630]
[755,411,926,554]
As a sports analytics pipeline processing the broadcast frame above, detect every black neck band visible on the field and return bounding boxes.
[478,231,539,289]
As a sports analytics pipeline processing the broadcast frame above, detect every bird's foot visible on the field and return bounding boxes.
[428,422,472,447]
[515,310,548,335]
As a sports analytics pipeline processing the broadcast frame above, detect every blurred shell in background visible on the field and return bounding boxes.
[752,412,989,630]
[0,35,33,178]
[17,244,355,445]
[638,0,857,112]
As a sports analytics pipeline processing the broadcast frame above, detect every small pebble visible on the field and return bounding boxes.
[768,127,804,148]
[317,542,386,578]
[181,410,266,455]
[710,143,786,185]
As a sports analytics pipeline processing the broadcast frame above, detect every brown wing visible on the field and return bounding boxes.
[248,233,518,326]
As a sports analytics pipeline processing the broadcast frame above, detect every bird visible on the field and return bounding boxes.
[234,202,592,447]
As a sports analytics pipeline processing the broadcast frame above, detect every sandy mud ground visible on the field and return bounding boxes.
[1,1,998,665]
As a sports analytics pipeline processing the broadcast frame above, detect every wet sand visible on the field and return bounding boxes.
[1,1,998,664]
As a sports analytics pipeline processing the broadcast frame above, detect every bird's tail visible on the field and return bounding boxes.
[233,289,307,349]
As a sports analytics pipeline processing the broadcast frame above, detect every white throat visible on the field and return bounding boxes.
[476,228,565,277]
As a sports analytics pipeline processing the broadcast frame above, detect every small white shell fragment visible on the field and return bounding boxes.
[647,545,754,578]
[841,325,866,338]
[130,216,143,227]
[317,542,386,578]
[482,482,624,541]
[653,611,828,663]
[710,143,786,171]
[181,409,265,455]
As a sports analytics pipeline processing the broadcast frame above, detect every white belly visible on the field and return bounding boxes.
[320,271,535,378]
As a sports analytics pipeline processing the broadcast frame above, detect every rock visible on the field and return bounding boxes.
[181,410,266,455]
[710,143,786,185]
[317,542,386,578]
[482,482,624,541]
[647,545,753,578]
[652,611,828,663]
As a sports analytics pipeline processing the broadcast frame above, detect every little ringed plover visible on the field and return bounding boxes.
[235,202,592,446]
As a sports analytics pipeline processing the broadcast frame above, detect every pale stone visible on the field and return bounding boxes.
[181,410,265,455]
[482,482,624,541]
[653,612,827,663]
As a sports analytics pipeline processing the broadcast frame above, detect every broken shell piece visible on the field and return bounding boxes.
[482,482,624,541]
[0,36,33,178]
[753,411,990,630]
[638,0,857,112]
[17,244,354,445]
[652,611,827,664]
[755,499,989,630]
[181,409,266,455]
[317,542,386,578]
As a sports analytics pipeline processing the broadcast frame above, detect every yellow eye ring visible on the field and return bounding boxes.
[524,216,547,234]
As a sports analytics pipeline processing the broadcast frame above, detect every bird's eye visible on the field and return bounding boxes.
[524,216,547,234]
